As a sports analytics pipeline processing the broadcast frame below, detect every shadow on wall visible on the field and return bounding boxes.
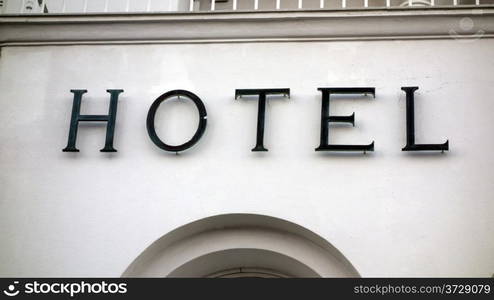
[122,213,360,278]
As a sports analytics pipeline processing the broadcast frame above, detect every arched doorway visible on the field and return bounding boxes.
[123,214,359,278]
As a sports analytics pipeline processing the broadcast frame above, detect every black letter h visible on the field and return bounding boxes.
[62,89,123,152]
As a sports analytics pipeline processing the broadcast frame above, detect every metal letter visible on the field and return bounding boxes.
[146,90,207,153]
[401,87,449,152]
[315,87,375,153]
[62,89,123,152]
[235,88,290,152]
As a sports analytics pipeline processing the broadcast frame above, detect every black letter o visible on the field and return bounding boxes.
[146,90,207,152]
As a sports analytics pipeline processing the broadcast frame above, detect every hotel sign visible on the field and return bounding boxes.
[62,87,449,154]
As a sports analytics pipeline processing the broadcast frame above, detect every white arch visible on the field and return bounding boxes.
[122,214,360,277]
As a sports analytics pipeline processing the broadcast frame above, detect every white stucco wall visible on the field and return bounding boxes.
[0,36,493,277]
